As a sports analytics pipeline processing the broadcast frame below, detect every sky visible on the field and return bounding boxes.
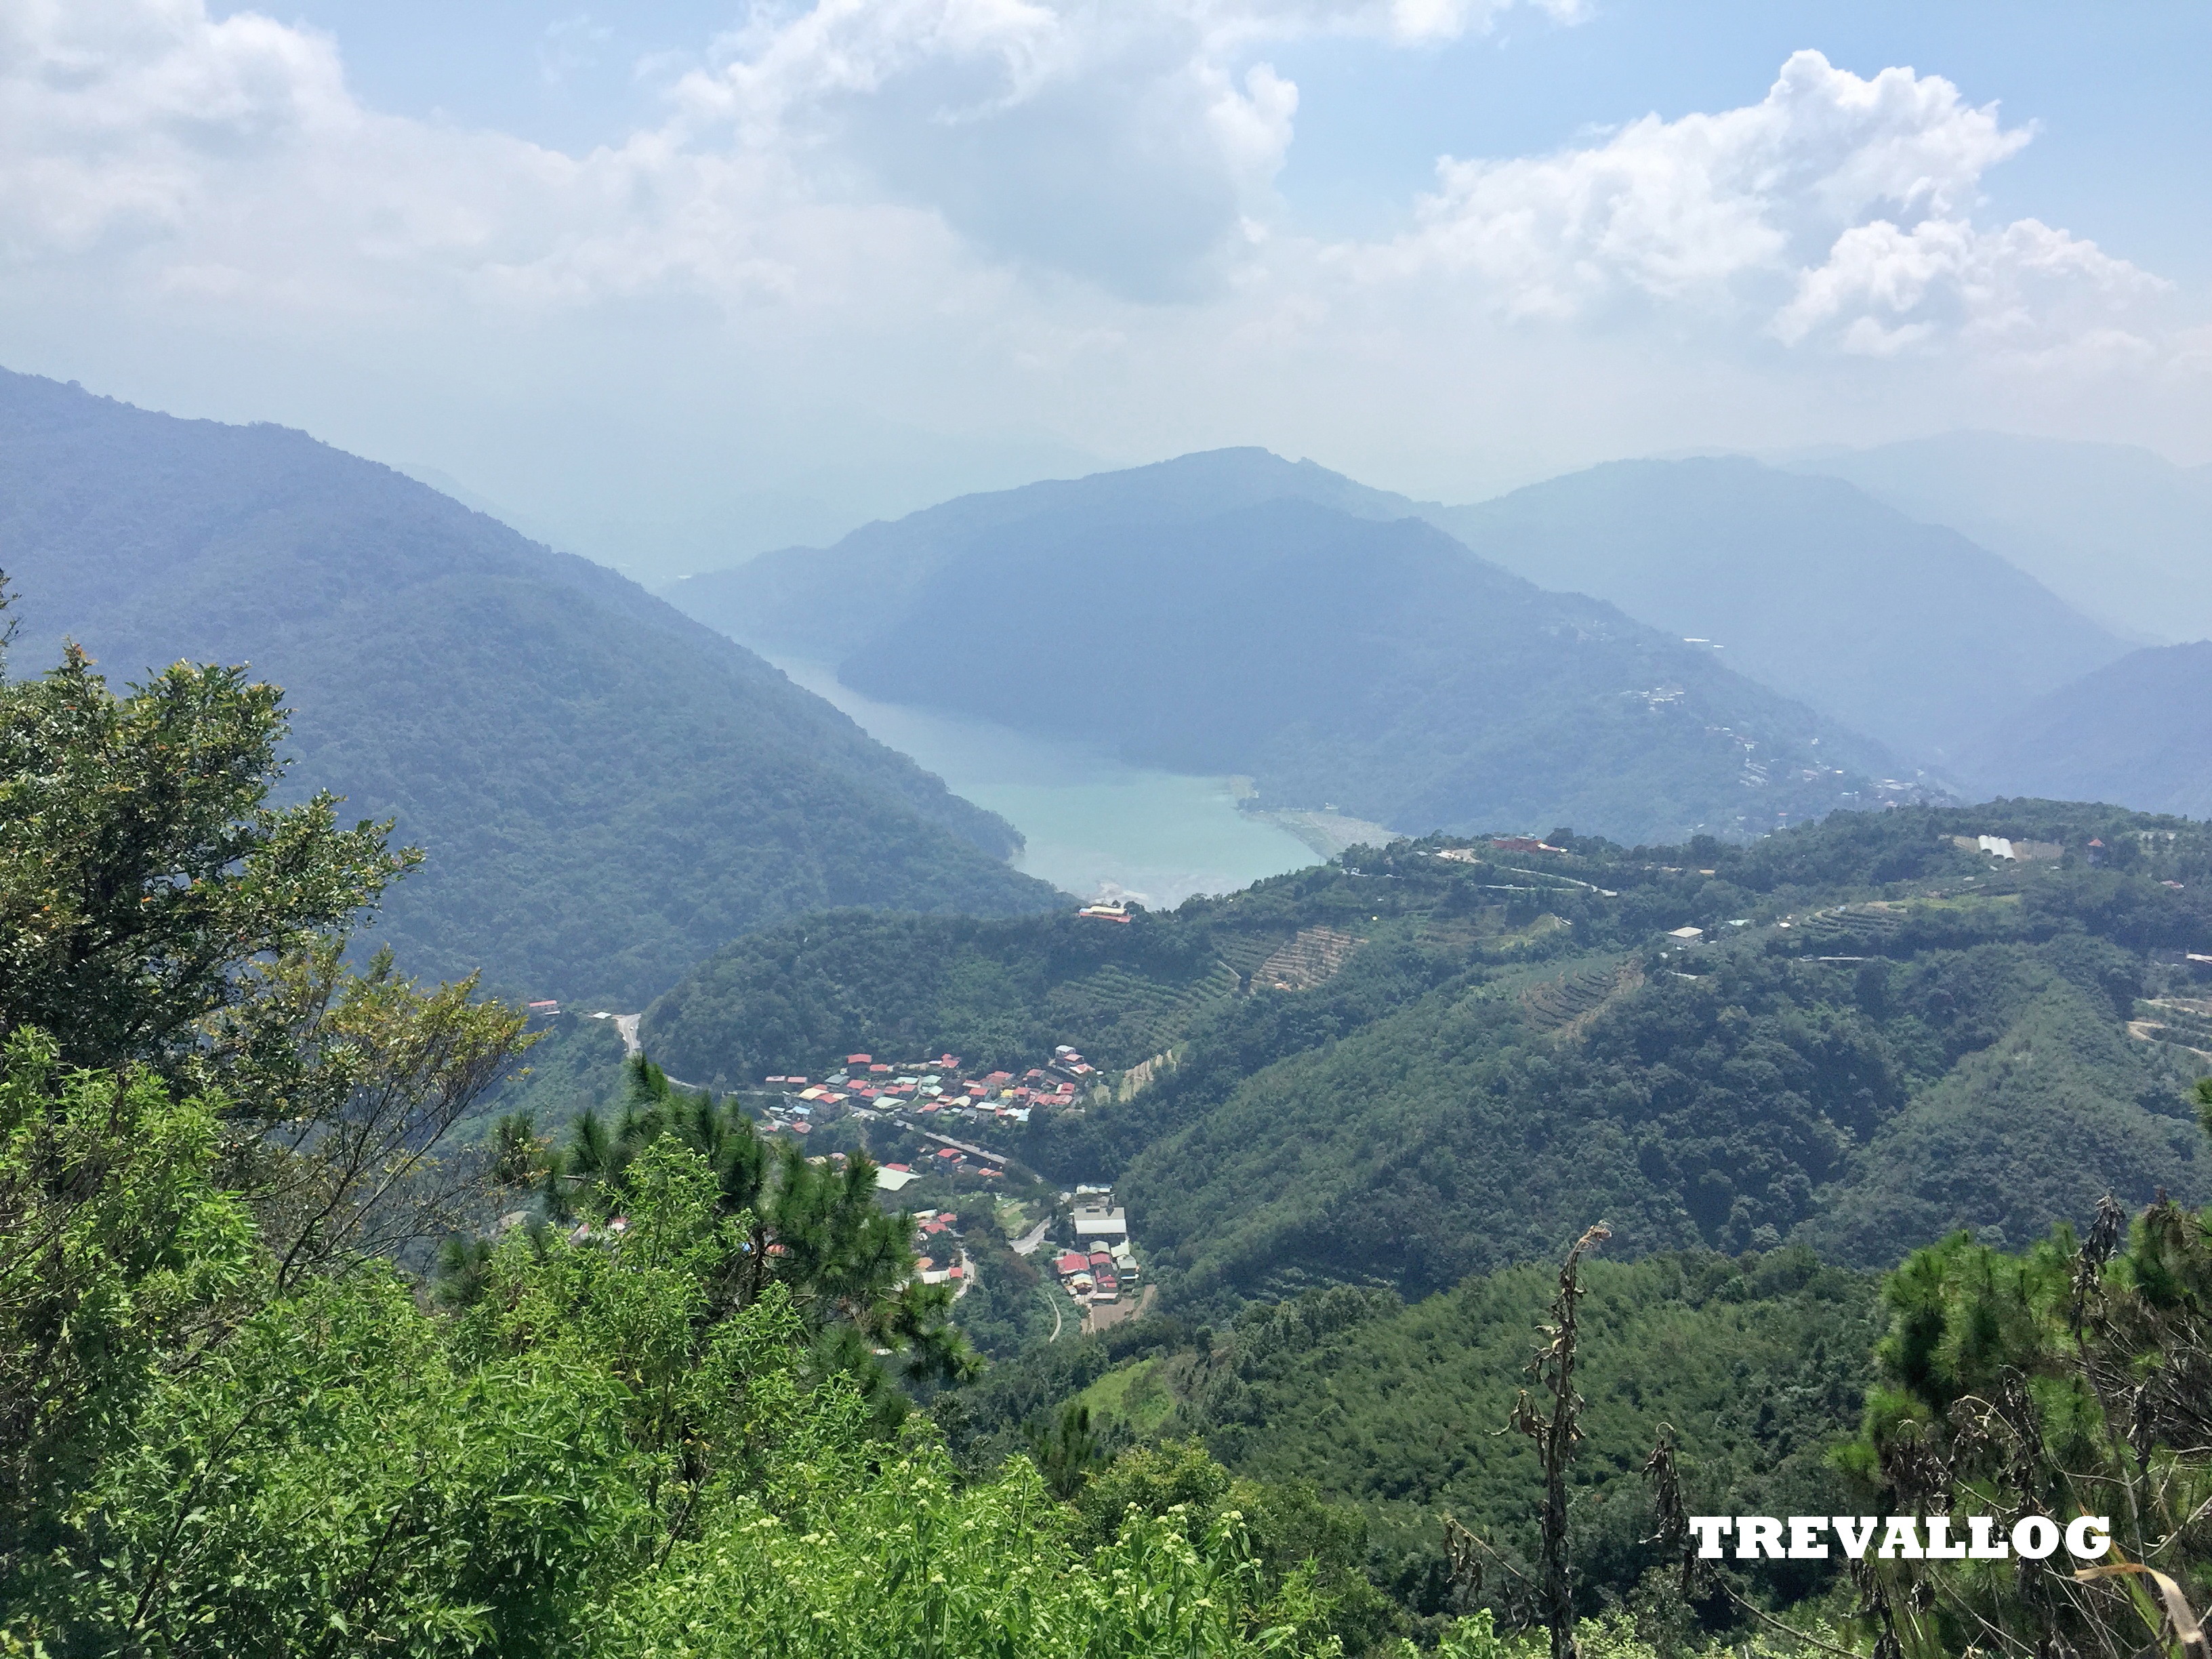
[5,0,2210,580]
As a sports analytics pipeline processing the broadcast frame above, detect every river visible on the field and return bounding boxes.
[769,656,1323,906]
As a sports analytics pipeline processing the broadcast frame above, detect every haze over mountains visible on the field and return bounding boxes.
[672,438,2212,826]
[7,363,2203,1012]
[0,370,1057,1005]
[1430,457,2127,764]
[1787,432,2212,645]
[672,453,1904,845]
[1958,642,2212,819]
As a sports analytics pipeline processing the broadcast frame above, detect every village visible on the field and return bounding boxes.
[749,1042,1101,1175]
[738,1041,1147,1332]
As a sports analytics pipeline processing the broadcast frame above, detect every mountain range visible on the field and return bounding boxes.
[673,441,2209,824]
[1428,457,2125,764]
[0,369,1058,1006]
[1958,641,2212,817]
[1786,430,2212,646]
[669,451,1917,846]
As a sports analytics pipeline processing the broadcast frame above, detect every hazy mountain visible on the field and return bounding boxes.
[1425,457,2126,766]
[663,447,1422,657]
[678,473,1906,844]
[1784,432,2212,645]
[0,369,1058,1005]
[1956,642,2212,817]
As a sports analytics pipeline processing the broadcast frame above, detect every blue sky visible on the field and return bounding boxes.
[260,0,2212,278]
[15,1,2212,577]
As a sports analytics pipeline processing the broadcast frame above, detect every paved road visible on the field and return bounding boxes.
[912,1126,1013,1165]
[1011,1217,1052,1256]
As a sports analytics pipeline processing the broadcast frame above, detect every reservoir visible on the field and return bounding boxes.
[769,657,1323,905]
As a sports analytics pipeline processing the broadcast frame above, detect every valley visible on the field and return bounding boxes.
[10,376,2212,1659]
[15,14,2212,1653]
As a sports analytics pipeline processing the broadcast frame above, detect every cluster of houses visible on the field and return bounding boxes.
[910,1209,970,1292]
[1047,1190,1139,1308]
[756,1044,1102,1143]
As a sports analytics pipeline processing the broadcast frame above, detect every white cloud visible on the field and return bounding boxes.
[1368,49,2163,357]
[0,2,2200,577]
[0,0,352,258]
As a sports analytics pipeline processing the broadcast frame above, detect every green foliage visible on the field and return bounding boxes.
[508,1058,975,1414]
[657,807,2212,1310]
[0,628,412,1071]
[0,1033,260,1580]
[965,1252,1881,1624]
[600,1442,1345,1658]
[3,1099,1349,1658]
[645,903,1249,1086]
[1029,1400,1107,1499]
[1838,1198,2212,1659]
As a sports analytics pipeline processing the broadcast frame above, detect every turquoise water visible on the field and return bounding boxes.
[770,657,1320,905]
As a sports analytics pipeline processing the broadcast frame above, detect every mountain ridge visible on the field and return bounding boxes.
[0,368,1061,1004]
[665,457,1914,846]
[1427,455,2125,766]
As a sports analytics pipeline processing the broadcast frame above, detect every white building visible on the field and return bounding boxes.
[1072,1204,1128,1241]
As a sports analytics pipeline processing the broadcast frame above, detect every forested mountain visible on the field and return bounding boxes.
[1429,457,2123,765]
[649,803,2212,1305]
[1787,430,2212,644]
[664,446,1420,655]
[0,369,1057,1004]
[12,539,2210,1659]
[676,478,1904,844]
[1957,641,2212,817]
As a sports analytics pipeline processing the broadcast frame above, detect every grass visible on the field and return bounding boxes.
[1072,1357,1178,1436]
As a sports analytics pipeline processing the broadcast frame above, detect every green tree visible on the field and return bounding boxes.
[1842,1192,2212,1659]
[0,597,413,1072]
[537,1059,974,1406]
[0,1032,259,1592]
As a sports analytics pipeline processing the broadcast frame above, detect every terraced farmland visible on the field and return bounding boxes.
[1797,904,1905,954]
[1520,961,1633,1032]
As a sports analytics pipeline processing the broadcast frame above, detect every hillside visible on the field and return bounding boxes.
[644,803,2212,1310]
[1787,430,2212,645]
[956,1250,1881,1613]
[839,499,1901,842]
[663,447,1421,657]
[674,469,1908,844]
[1428,457,2123,766]
[1954,641,2212,817]
[0,369,1058,1004]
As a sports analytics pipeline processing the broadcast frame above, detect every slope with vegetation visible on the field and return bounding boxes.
[1429,457,2123,766]
[0,368,1057,1007]
[9,585,2209,1659]
[670,451,1907,844]
[649,804,2212,1313]
[955,1249,1883,1621]
[945,1149,2212,1658]
[0,602,1357,1658]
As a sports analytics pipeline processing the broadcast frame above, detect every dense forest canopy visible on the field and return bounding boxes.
[0,602,1364,1656]
[5,575,2210,1658]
